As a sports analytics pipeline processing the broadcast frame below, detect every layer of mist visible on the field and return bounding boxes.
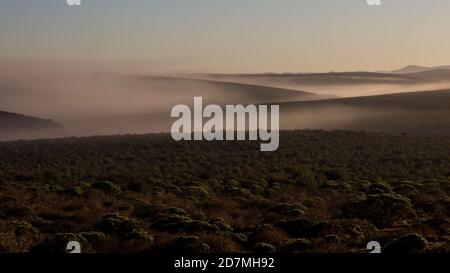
[2,60,450,140]
[0,60,322,138]
[196,70,450,97]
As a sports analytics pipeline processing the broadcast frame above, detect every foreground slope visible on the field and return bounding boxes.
[0,130,448,253]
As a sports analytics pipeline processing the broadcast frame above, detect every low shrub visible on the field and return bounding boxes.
[252,243,276,254]
[341,194,416,228]
[96,213,138,237]
[93,181,122,195]
[384,233,428,253]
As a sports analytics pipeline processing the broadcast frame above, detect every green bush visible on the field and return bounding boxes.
[368,183,393,194]
[207,217,233,232]
[294,168,316,187]
[187,186,210,200]
[325,169,348,181]
[169,236,210,253]
[14,221,38,237]
[271,203,306,216]
[252,243,276,254]
[93,181,122,195]
[79,231,107,243]
[125,228,154,243]
[96,213,137,237]
[224,186,253,199]
[150,214,194,231]
[279,239,310,253]
[342,194,416,228]
[276,219,313,237]
[166,207,188,216]
[54,233,87,244]
[394,184,419,197]
[384,233,428,253]
[61,187,84,196]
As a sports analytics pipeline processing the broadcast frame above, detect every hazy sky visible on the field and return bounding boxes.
[1,0,450,73]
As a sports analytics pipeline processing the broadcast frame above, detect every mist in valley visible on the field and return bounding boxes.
[0,60,318,138]
[1,60,450,140]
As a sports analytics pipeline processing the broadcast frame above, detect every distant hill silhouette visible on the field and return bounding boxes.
[390,65,450,74]
[195,67,450,97]
[196,71,414,86]
[0,111,64,141]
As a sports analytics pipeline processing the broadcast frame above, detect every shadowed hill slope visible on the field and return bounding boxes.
[0,111,64,141]
[279,89,450,135]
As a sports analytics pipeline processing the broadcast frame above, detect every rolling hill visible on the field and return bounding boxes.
[196,71,416,87]
[134,76,332,104]
[195,66,450,97]
[198,65,450,86]
[278,89,450,135]
[0,74,330,138]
